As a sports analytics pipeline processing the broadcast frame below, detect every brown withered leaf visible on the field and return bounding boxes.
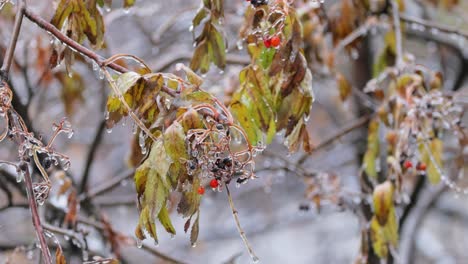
[55,247,67,264]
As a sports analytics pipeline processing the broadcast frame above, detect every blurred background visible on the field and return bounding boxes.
[0,0,468,263]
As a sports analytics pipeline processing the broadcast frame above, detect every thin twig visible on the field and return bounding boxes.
[400,13,468,40]
[141,244,188,264]
[79,119,106,193]
[0,1,25,80]
[298,114,372,165]
[23,167,53,264]
[333,18,376,55]
[79,169,134,201]
[225,184,259,263]
[391,0,404,67]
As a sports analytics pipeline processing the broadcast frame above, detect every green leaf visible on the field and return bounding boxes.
[230,99,263,145]
[158,206,176,235]
[420,138,443,184]
[363,120,379,179]
[260,48,276,70]
[373,181,393,225]
[192,7,207,28]
[209,25,226,69]
[164,121,188,162]
[177,177,201,217]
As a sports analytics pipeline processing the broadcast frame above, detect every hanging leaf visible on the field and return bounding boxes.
[190,0,226,73]
[370,181,398,259]
[363,120,379,179]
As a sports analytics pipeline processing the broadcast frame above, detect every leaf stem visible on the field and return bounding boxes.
[225,184,259,263]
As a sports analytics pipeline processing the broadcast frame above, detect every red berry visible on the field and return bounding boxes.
[210,179,219,189]
[271,35,281,47]
[404,160,412,169]
[197,186,205,195]
[417,163,427,171]
[263,37,272,48]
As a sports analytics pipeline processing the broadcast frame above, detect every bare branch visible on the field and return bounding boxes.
[391,0,404,66]
[79,119,106,193]
[298,114,372,165]
[225,183,259,263]
[0,1,25,80]
[23,166,53,264]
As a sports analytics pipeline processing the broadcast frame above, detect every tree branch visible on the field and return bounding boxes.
[391,0,403,66]
[79,169,134,201]
[400,13,468,40]
[23,8,177,97]
[23,166,52,264]
[0,1,25,80]
[298,114,372,165]
[79,119,106,193]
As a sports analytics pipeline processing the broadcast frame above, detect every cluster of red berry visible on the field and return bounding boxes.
[403,160,427,171]
[263,35,281,48]
[197,179,220,195]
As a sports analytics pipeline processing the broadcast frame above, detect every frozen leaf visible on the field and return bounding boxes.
[420,138,443,184]
[158,206,176,235]
[363,120,379,179]
[190,0,226,73]
[164,122,188,162]
[373,181,393,225]
[190,212,200,246]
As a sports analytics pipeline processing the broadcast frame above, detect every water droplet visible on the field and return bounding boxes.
[106,127,113,133]
[350,48,359,60]
[136,239,143,248]
[104,111,110,120]
[67,130,74,139]
[92,61,99,71]
[98,69,105,80]
[189,25,194,32]
[191,242,197,248]
[236,39,244,50]
[252,255,260,263]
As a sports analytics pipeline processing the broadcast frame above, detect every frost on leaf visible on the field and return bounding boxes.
[370,181,398,259]
[50,0,106,71]
[190,0,226,73]
[232,1,313,152]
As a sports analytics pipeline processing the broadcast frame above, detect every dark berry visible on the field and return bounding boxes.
[43,157,52,169]
[250,0,268,7]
